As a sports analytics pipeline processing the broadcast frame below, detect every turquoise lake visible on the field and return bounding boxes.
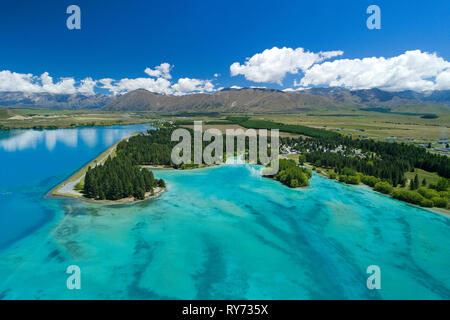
[0,125,449,299]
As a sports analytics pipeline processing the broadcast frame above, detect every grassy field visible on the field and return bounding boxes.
[0,107,156,129]
[167,111,448,139]
[170,111,449,152]
[1,108,448,151]
[404,168,441,186]
[261,112,449,141]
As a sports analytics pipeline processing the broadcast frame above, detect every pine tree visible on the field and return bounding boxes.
[134,187,145,200]
[409,174,419,190]
[414,174,419,189]
[400,179,406,188]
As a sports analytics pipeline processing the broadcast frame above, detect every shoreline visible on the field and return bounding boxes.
[48,132,155,205]
[49,142,449,217]
[47,133,221,205]
[46,186,166,206]
[303,164,450,218]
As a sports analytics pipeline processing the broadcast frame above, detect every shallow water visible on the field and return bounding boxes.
[0,126,449,299]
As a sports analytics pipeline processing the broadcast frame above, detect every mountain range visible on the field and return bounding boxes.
[1,88,449,114]
[0,91,114,109]
[104,87,450,114]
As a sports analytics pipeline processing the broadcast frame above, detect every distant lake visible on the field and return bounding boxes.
[0,125,449,299]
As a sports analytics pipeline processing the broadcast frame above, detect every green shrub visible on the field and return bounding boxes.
[438,191,449,199]
[392,190,425,205]
[361,175,380,187]
[339,175,360,184]
[374,182,393,194]
[420,198,434,207]
[417,187,439,199]
[328,172,337,179]
[432,197,448,208]
[290,179,299,188]
[346,175,360,184]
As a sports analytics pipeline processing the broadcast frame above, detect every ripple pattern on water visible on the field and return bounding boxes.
[0,158,449,299]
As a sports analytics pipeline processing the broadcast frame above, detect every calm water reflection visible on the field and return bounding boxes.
[0,124,151,249]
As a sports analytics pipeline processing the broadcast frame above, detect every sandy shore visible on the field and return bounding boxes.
[47,186,166,206]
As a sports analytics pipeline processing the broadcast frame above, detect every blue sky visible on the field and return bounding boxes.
[0,0,449,94]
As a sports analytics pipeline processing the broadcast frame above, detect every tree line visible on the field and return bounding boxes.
[281,134,450,182]
[228,118,341,139]
[83,153,165,201]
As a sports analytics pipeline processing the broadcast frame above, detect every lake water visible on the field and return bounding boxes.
[0,125,449,299]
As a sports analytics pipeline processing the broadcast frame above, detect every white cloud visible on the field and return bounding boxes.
[298,50,450,91]
[98,66,216,96]
[249,86,267,89]
[435,68,450,90]
[282,87,307,92]
[100,77,173,95]
[97,78,116,93]
[0,65,216,96]
[144,63,172,79]
[40,73,77,94]
[171,78,215,95]
[77,77,97,95]
[230,46,343,84]
[0,70,38,92]
[0,70,96,95]
[3,49,448,97]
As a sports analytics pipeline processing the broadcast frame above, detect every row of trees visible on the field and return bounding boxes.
[325,165,449,209]
[282,134,450,179]
[121,127,281,168]
[83,153,165,200]
[231,119,341,139]
[83,125,282,200]
[391,189,448,208]
[306,151,407,186]
[82,127,174,201]
[116,128,175,166]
